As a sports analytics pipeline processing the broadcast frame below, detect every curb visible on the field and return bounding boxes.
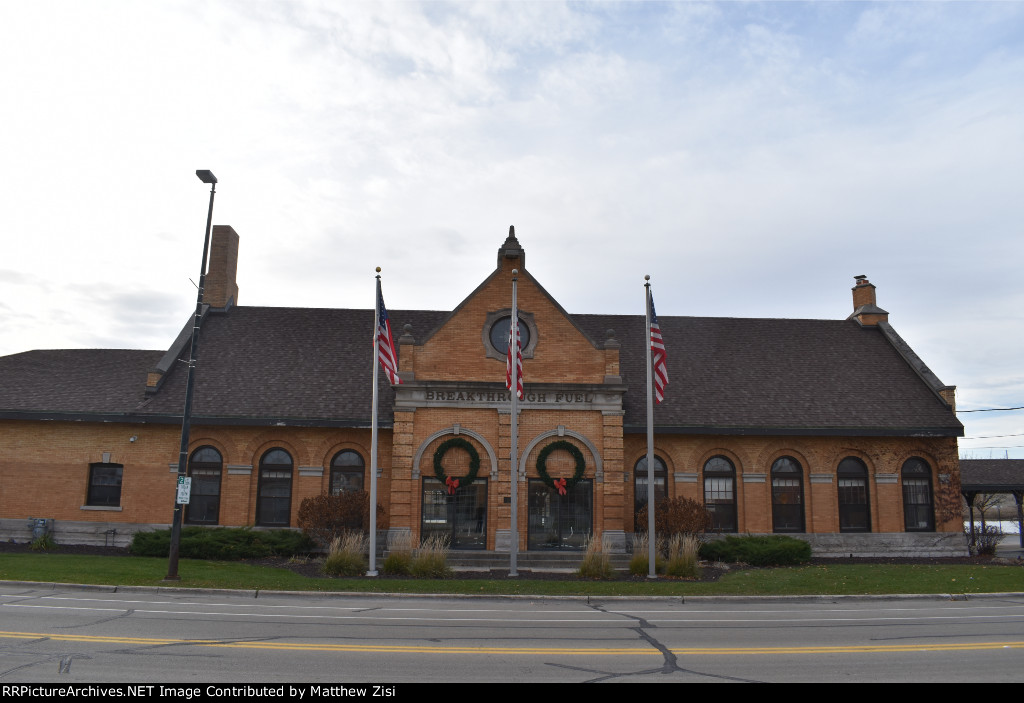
[3,580,1023,603]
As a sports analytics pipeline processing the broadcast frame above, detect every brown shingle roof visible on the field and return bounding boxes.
[0,306,962,435]
[573,314,962,435]
[960,460,1024,491]
[0,349,162,416]
[133,307,449,425]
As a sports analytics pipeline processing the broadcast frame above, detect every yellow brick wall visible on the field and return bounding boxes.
[413,257,607,384]
[621,433,962,534]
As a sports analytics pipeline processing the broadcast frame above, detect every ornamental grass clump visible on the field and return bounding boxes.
[628,532,665,576]
[382,531,413,576]
[321,532,369,577]
[411,534,453,578]
[29,533,58,552]
[578,536,616,580]
[664,534,702,579]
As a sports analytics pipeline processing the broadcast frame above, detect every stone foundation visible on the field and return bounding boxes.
[701,531,969,558]
[0,518,166,549]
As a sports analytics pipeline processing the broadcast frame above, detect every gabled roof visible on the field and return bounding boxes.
[572,314,963,436]
[134,306,450,425]
[0,304,962,436]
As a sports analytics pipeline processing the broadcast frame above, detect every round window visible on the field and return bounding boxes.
[489,316,531,352]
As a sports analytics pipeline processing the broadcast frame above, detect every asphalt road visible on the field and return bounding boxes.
[1,585,1023,683]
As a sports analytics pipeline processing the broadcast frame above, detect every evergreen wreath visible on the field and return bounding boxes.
[535,440,587,493]
[432,437,482,492]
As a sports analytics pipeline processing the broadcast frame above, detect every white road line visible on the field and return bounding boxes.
[2,604,624,622]
[6,602,1024,625]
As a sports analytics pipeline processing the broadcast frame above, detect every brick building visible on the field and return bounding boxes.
[0,227,966,555]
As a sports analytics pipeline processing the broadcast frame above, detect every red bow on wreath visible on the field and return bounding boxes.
[445,476,460,495]
[553,478,567,496]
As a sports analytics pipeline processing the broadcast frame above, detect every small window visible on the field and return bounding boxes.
[771,457,805,533]
[186,446,222,525]
[634,455,667,530]
[87,463,123,507]
[330,450,366,495]
[257,448,293,527]
[837,457,870,533]
[704,456,737,533]
[902,457,935,532]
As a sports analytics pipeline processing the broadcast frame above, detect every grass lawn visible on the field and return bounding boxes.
[2,553,1023,596]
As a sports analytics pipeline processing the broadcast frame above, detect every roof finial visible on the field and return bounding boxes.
[498,225,525,269]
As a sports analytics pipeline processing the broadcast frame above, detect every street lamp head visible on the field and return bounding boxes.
[196,170,218,184]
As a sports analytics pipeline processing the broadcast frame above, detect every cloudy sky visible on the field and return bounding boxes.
[1,1,1022,457]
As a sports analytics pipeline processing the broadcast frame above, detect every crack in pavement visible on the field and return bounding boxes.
[587,603,763,683]
[0,647,93,680]
[57,608,135,630]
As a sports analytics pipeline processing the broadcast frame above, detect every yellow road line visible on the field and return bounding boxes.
[1,631,1022,656]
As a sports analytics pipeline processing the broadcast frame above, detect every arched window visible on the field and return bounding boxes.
[330,450,366,495]
[704,456,737,533]
[257,448,293,527]
[634,455,667,529]
[186,446,222,525]
[902,457,935,532]
[771,456,805,533]
[837,457,870,533]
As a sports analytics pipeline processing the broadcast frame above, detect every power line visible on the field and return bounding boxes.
[959,406,1024,413]
[962,433,1024,440]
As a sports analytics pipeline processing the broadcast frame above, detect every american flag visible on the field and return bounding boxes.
[649,292,668,403]
[506,316,523,399]
[376,284,402,385]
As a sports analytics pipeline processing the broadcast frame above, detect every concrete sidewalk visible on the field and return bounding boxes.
[997,534,1024,560]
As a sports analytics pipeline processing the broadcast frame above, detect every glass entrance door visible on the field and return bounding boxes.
[527,479,592,550]
[421,478,487,549]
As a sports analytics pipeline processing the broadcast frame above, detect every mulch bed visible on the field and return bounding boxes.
[2,541,1018,583]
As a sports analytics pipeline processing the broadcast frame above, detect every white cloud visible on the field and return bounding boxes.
[2,0,1023,454]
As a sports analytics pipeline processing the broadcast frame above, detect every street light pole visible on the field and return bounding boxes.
[165,169,217,581]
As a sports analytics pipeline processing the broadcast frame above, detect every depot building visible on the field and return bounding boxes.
[0,227,966,555]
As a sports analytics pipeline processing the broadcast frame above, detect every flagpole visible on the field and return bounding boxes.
[644,275,656,579]
[509,269,520,577]
[368,268,382,577]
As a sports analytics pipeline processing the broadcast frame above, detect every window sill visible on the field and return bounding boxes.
[80,505,123,512]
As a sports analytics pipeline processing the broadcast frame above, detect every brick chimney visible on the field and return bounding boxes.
[204,225,240,309]
[847,275,888,326]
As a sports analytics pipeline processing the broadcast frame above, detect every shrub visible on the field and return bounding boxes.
[321,532,369,577]
[628,532,664,576]
[411,534,453,578]
[968,525,1003,556]
[382,531,413,576]
[664,534,701,579]
[129,526,313,560]
[635,497,711,538]
[578,536,616,580]
[297,491,389,548]
[29,533,58,552]
[700,535,811,566]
